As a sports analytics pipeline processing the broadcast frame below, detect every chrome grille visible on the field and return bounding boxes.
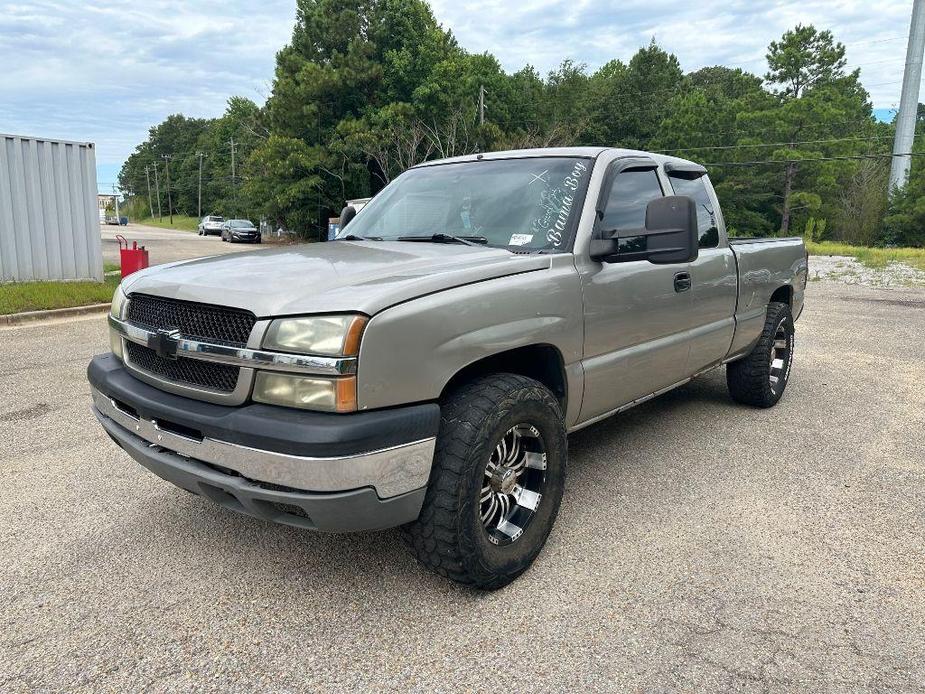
[126,294,256,347]
[126,342,239,393]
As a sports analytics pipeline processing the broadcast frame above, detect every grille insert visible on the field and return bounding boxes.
[127,294,256,347]
[126,342,239,393]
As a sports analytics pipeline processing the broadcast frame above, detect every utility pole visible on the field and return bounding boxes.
[228,137,237,217]
[890,0,925,193]
[152,161,162,220]
[144,166,154,219]
[479,85,487,126]
[112,185,120,221]
[196,152,204,219]
[162,154,173,225]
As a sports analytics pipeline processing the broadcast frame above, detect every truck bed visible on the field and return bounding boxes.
[726,235,808,358]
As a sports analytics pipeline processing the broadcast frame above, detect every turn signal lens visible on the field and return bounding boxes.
[110,330,124,361]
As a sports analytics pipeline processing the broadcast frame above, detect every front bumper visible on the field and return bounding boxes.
[88,354,439,531]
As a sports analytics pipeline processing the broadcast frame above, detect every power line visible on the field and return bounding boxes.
[654,134,895,153]
[704,151,925,167]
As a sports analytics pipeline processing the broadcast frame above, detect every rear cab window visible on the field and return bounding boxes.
[667,173,719,248]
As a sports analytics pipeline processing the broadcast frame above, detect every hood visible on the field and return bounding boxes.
[122,241,551,317]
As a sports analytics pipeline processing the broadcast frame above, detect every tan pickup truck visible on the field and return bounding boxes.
[89,147,807,589]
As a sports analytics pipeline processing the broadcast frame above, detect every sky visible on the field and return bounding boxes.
[0,0,915,192]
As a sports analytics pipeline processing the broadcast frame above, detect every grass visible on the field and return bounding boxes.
[132,215,200,232]
[0,275,119,315]
[806,241,925,271]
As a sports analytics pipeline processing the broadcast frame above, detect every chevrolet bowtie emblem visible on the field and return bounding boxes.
[148,328,181,360]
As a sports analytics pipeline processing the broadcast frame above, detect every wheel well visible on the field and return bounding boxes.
[769,285,792,306]
[441,345,568,410]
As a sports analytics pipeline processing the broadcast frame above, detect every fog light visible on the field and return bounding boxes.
[253,373,356,412]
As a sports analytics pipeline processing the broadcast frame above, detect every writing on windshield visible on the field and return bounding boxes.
[341,157,593,252]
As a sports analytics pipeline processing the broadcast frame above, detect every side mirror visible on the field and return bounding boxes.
[340,205,357,229]
[590,195,699,265]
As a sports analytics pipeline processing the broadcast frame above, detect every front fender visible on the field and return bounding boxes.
[356,257,583,417]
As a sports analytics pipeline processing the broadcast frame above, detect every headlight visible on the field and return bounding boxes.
[252,373,356,412]
[263,315,367,356]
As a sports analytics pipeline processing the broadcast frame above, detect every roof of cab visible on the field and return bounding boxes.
[412,146,705,172]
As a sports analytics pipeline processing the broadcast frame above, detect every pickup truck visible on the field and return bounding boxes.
[88,147,807,590]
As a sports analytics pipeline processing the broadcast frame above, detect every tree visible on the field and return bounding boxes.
[833,159,890,245]
[118,7,913,247]
[118,114,208,218]
[765,25,848,100]
[584,41,683,148]
[756,25,874,235]
[255,0,457,231]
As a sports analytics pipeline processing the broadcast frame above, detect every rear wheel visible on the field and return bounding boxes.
[402,374,566,590]
[726,301,794,408]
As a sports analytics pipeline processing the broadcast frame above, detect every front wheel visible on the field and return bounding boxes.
[726,301,794,408]
[402,374,567,590]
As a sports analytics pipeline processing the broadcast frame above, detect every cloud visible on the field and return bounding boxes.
[0,0,294,173]
[429,0,911,107]
[0,0,913,180]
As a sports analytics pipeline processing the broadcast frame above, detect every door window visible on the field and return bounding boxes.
[668,174,719,248]
[600,168,664,232]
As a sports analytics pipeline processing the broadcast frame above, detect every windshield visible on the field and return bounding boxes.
[340,157,593,252]
[230,220,253,228]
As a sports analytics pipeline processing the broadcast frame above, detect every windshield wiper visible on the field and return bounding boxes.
[340,234,383,241]
[396,233,488,247]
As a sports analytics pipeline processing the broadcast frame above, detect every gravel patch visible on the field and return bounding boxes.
[810,254,925,288]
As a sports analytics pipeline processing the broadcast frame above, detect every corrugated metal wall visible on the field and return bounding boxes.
[0,133,102,282]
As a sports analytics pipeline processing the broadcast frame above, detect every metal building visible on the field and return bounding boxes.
[0,133,103,282]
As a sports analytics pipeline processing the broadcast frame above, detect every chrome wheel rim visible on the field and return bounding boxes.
[481,424,547,546]
[769,320,791,393]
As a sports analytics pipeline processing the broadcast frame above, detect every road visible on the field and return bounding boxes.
[101,223,255,268]
[1,282,923,692]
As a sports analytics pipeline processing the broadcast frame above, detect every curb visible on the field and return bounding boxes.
[0,303,110,327]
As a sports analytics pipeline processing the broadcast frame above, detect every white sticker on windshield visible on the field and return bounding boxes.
[509,233,534,246]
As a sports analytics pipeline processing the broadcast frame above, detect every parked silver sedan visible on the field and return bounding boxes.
[198,215,224,236]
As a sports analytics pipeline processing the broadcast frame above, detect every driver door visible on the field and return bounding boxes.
[577,161,692,422]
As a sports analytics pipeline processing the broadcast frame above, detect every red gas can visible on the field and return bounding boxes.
[116,235,150,278]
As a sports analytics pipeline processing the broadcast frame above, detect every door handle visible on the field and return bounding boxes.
[674,271,691,293]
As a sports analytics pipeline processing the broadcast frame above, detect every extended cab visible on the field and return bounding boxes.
[88,147,807,589]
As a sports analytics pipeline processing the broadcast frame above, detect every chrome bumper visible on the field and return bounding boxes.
[91,386,435,499]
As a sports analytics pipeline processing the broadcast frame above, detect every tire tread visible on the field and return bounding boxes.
[401,373,564,589]
[726,301,793,408]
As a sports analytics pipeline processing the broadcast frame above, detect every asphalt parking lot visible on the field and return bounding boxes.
[101,223,255,268]
[1,281,923,692]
